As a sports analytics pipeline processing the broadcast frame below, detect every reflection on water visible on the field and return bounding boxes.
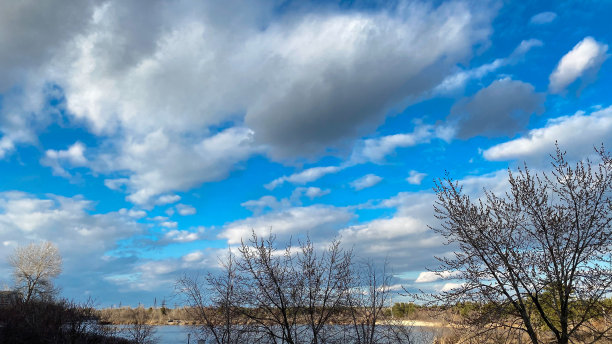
[148,325,443,344]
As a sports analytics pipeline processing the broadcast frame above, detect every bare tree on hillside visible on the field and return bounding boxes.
[8,241,62,302]
[431,145,612,344]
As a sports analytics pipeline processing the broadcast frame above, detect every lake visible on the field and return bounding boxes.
[146,325,443,344]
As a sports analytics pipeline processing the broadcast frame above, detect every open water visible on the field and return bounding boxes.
[146,325,443,344]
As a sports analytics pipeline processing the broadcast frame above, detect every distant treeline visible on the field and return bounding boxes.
[97,302,447,326]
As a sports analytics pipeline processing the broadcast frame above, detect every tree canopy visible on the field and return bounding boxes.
[432,146,612,344]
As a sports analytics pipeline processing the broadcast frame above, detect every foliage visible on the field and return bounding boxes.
[391,302,420,318]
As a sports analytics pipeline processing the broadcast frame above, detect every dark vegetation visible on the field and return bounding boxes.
[0,298,133,344]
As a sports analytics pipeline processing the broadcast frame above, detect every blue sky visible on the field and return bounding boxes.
[0,0,611,306]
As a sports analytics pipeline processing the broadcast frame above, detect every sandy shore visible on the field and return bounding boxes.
[385,320,449,328]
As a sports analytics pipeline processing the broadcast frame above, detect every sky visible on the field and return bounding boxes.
[0,0,611,307]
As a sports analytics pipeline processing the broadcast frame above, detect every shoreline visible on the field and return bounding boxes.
[104,319,448,328]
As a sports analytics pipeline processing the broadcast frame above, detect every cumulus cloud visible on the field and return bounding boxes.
[440,282,465,292]
[175,204,196,216]
[241,2,494,158]
[351,124,436,163]
[340,192,447,269]
[291,187,331,200]
[350,174,383,190]
[406,170,427,185]
[155,195,181,206]
[265,165,343,190]
[241,195,290,215]
[529,11,557,25]
[0,192,143,298]
[549,37,608,94]
[219,205,354,245]
[43,0,491,158]
[41,142,88,177]
[483,105,612,162]
[100,127,257,206]
[415,270,461,283]
[118,208,147,219]
[448,78,545,139]
[160,221,177,229]
[161,229,203,244]
[0,0,496,205]
[242,188,331,215]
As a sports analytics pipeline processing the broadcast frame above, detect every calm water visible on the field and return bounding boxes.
[147,325,442,344]
[152,325,193,343]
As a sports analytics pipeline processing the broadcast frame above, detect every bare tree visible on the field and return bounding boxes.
[8,241,62,302]
[233,231,353,344]
[177,252,254,344]
[298,236,353,344]
[179,231,354,344]
[431,145,612,344]
[346,260,414,344]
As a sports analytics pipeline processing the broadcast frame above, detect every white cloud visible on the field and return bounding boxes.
[162,229,202,243]
[406,170,427,185]
[549,37,608,94]
[340,216,427,242]
[351,124,436,163]
[155,194,180,206]
[415,270,460,283]
[529,11,557,25]
[241,195,290,215]
[243,188,331,215]
[175,204,196,216]
[456,170,511,197]
[43,0,492,159]
[351,174,383,190]
[160,221,177,229]
[0,192,143,294]
[183,251,204,263]
[440,282,465,292]
[0,0,496,206]
[483,105,612,162]
[99,127,257,206]
[118,208,147,219]
[41,142,88,177]
[292,187,331,200]
[265,165,343,190]
[219,205,353,245]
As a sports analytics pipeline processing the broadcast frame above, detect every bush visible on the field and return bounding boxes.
[0,299,133,344]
